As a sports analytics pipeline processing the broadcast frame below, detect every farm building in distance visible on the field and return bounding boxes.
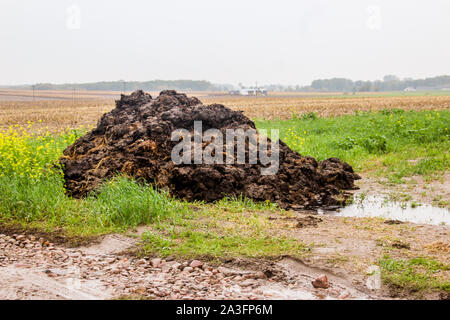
[229,87,268,96]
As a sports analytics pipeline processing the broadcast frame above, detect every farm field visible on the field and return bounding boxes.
[203,94,450,120]
[0,89,217,101]
[1,90,450,131]
[0,91,448,299]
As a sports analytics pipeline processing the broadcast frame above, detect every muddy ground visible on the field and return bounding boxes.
[357,172,450,209]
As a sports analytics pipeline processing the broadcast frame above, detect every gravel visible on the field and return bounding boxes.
[0,232,363,300]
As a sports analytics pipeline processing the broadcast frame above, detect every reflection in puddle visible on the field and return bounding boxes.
[319,195,449,226]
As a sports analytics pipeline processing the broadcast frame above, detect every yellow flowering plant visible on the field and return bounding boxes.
[0,123,82,182]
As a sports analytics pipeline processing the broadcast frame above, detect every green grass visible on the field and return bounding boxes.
[0,174,190,236]
[140,230,306,260]
[214,195,280,213]
[138,195,310,260]
[379,255,450,293]
[137,195,310,260]
[256,109,449,183]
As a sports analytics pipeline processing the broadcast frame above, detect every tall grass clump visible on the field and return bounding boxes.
[88,177,189,227]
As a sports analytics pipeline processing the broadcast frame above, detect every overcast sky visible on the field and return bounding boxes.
[1,0,449,86]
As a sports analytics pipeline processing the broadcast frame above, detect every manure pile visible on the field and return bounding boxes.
[60,90,360,209]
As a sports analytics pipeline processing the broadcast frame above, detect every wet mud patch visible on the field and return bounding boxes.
[79,234,138,255]
[327,195,450,225]
[384,219,405,225]
[222,257,286,281]
[0,223,98,247]
[268,214,323,228]
[295,216,323,228]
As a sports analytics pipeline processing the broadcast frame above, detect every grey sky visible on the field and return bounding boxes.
[1,0,449,86]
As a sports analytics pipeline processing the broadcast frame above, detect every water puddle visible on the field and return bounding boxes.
[319,195,449,226]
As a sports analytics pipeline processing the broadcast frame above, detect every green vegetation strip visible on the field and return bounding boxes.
[256,109,449,183]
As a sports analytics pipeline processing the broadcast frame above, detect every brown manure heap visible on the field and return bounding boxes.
[60,90,360,209]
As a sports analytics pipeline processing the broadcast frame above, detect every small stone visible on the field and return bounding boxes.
[183,266,194,273]
[69,252,81,258]
[161,264,172,273]
[136,258,147,265]
[171,262,182,271]
[44,269,56,278]
[105,257,116,264]
[217,266,237,276]
[151,258,162,268]
[111,267,121,274]
[241,279,257,287]
[190,260,203,268]
[312,274,329,289]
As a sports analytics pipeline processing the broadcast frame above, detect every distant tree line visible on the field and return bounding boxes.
[244,75,450,92]
[307,75,450,92]
[3,75,450,92]
[12,80,232,92]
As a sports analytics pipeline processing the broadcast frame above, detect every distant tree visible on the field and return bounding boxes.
[383,75,400,82]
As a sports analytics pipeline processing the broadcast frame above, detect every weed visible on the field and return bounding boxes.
[379,255,449,293]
